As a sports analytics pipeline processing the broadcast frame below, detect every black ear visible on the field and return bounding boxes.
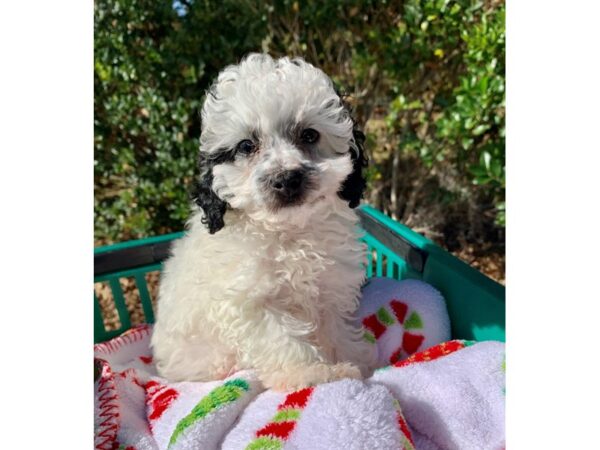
[190,153,228,234]
[339,125,368,208]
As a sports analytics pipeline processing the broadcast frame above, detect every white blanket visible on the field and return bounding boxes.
[94,279,505,450]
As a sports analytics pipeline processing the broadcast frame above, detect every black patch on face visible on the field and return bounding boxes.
[339,126,368,208]
[334,87,368,209]
[285,124,319,158]
[190,148,235,234]
[208,147,237,165]
[207,81,220,101]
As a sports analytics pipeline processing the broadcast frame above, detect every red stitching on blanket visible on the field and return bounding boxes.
[95,360,120,450]
[94,324,152,356]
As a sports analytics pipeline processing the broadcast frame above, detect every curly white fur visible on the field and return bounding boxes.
[151,54,376,391]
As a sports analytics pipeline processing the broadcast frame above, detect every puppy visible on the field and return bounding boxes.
[151,54,376,391]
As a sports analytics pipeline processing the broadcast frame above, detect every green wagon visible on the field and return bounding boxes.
[94,205,505,344]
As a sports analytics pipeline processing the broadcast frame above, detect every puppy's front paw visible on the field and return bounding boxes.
[261,362,362,392]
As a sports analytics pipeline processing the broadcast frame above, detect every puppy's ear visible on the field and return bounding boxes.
[339,125,368,208]
[190,153,228,234]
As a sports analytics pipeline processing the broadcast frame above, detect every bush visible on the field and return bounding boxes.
[94,0,267,241]
[95,0,505,249]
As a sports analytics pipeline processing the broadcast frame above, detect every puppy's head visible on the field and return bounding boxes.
[193,54,367,233]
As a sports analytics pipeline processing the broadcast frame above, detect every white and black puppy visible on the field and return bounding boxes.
[151,54,376,391]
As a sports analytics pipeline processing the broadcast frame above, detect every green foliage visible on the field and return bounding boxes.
[94,0,267,241]
[95,0,505,243]
[384,0,506,226]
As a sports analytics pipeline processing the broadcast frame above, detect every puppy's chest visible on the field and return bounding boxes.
[257,230,363,289]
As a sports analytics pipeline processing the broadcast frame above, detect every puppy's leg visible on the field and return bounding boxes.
[262,361,362,392]
[152,327,238,382]
[223,309,362,391]
[324,313,378,377]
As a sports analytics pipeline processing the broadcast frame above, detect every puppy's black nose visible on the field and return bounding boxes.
[271,169,306,198]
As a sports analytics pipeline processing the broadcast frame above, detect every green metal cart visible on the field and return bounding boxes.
[94,205,505,344]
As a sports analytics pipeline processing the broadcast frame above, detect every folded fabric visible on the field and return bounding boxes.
[95,278,504,450]
[94,324,414,450]
[151,374,263,450]
[371,340,506,450]
[222,379,414,450]
[95,325,158,450]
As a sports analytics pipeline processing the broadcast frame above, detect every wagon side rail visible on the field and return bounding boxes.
[358,205,505,342]
[94,206,505,343]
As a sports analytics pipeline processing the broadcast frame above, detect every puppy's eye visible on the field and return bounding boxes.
[300,128,320,144]
[236,139,256,155]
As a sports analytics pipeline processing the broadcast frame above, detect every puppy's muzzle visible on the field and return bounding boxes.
[270,169,308,204]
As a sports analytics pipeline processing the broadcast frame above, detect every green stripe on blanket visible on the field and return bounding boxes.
[168,378,250,448]
[245,436,283,450]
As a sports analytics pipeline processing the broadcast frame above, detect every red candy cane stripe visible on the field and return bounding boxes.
[145,380,180,424]
[396,411,415,447]
[278,386,314,409]
[389,347,403,365]
[401,332,425,355]
[361,299,426,364]
[394,340,469,368]
[390,300,408,324]
[362,314,387,339]
[255,421,297,440]
[249,387,315,448]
